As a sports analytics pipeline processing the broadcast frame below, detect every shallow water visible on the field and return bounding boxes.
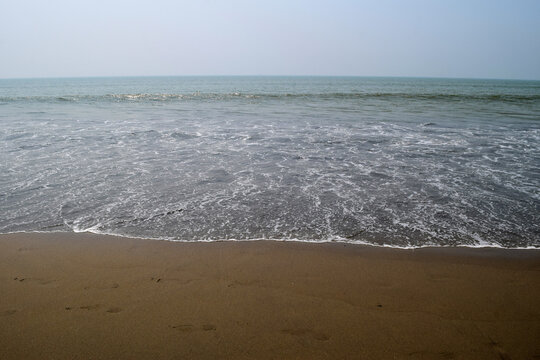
[1,76,539,248]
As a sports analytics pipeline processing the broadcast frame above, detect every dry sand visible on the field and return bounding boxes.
[1,232,539,359]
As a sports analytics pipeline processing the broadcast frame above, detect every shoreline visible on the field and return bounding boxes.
[1,232,539,359]
[4,230,540,251]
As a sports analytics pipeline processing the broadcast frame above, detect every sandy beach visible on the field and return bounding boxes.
[1,232,539,359]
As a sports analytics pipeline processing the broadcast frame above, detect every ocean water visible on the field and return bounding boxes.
[1,76,539,248]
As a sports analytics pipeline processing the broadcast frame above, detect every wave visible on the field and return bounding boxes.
[2,229,539,250]
[2,92,540,104]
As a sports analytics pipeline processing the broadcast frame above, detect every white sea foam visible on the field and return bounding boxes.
[3,230,539,251]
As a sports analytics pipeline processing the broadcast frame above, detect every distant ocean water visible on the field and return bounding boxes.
[1,76,539,248]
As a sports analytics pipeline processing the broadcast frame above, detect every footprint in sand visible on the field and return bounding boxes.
[170,324,216,332]
[13,277,56,286]
[488,339,511,360]
[83,282,120,290]
[70,305,120,313]
[106,307,122,313]
[281,328,330,341]
[170,324,195,333]
[150,277,196,285]
[408,350,456,359]
[37,279,56,285]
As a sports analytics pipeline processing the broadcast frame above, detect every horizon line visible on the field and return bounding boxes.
[1,74,539,82]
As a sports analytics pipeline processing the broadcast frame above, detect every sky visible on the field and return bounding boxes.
[1,0,539,80]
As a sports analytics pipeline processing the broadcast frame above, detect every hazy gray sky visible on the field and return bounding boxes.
[1,0,539,79]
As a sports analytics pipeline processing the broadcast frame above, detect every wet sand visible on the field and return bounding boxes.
[1,232,539,359]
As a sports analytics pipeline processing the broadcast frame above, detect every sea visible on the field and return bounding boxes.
[1,76,539,248]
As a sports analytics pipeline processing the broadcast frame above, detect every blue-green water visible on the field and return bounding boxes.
[1,76,539,248]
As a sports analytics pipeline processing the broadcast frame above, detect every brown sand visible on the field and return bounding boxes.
[1,232,539,359]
